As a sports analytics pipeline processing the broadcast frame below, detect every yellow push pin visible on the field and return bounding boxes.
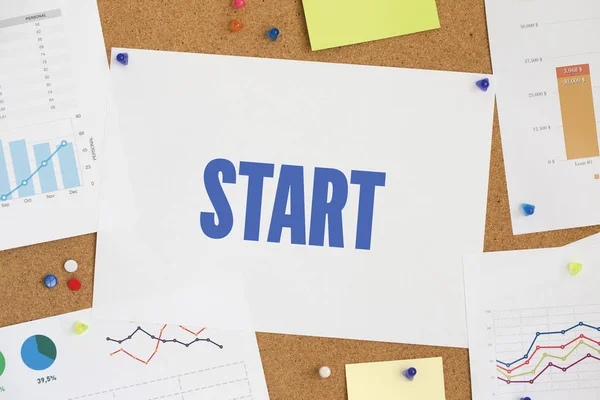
[74,321,89,335]
[568,262,582,276]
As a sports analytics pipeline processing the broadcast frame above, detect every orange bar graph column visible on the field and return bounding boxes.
[556,64,599,160]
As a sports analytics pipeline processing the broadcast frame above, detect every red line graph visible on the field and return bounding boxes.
[496,334,600,373]
[178,326,206,336]
[498,354,600,384]
[108,325,221,365]
[110,325,168,365]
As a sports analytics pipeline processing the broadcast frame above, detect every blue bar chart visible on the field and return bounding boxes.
[9,140,35,198]
[0,138,81,201]
[57,142,81,189]
[0,141,11,199]
[33,143,58,193]
[0,110,99,250]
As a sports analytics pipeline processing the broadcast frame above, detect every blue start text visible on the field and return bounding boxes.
[200,159,386,250]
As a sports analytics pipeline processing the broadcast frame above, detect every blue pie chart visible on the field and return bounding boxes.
[20,335,57,371]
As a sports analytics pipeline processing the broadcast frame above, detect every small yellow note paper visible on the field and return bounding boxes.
[302,0,440,51]
[345,357,445,400]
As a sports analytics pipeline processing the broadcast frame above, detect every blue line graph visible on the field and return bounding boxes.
[496,321,600,367]
[0,140,68,201]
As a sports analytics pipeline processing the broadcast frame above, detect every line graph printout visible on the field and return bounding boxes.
[494,308,600,389]
[464,245,600,400]
[106,325,224,364]
[485,0,600,234]
[0,0,109,250]
[0,309,269,399]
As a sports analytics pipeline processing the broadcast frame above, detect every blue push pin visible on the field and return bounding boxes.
[266,28,280,41]
[116,52,129,66]
[44,274,58,289]
[403,367,417,381]
[520,397,532,400]
[521,203,535,216]
[476,78,490,92]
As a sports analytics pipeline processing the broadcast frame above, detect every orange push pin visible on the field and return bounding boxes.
[231,20,243,32]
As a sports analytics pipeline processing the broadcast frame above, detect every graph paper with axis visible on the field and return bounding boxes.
[491,305,600,396]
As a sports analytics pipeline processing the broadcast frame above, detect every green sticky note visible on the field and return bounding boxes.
[302,0,440,51]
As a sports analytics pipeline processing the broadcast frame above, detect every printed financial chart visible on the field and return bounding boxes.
[488,305,600,397]
[0,0,107,250]
[486,0,600,232]
[0,309,269,400]
[0,119,86,203]
[0,7,98,210]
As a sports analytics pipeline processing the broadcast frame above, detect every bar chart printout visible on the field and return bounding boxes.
[0,138,80,201]
[0,0,109,250]
[484,0,600,233]
[557,64,599,160]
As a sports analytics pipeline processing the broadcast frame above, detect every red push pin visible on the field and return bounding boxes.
[233,0,246,8]
[67,278,81,291]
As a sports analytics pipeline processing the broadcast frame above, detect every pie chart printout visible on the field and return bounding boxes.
[20,335,57,371]
[0,351,5,377]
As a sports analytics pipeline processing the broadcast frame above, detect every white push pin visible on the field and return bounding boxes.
[64,259,78,273]
[319,366,331,378]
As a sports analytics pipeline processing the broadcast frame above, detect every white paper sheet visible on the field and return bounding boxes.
[93,48,495,348]
[464,245,600,399]
[0,0,109,250]
[571,232,600,249]
[485,0,600,234]
[0,309,269,399]
[92,102,254,332]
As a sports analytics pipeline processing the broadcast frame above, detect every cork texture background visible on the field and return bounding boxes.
[2,0,600,398]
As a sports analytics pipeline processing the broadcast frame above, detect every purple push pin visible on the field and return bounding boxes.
[476,78,490,92]
[116,52,129,66]
[403,367,417,381]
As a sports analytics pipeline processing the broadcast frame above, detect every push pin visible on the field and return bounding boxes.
[403,367,417,381]
[233,0,246,8]
[520,397,531,400]
[68,278,82,291]
[231,20,243,32]
[476,78,490,92]
[44,274,58,289]
[568,262,582,276]
[64,259,78,273]
[319,366,331,378]
[116,52,129,66]
[74,321,89,335]
[266,27,280,41]
[521,203,535,216]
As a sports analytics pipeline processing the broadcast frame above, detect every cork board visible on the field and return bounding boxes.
[1,0,600,399]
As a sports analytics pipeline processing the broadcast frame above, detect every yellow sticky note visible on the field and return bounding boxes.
[345,357,445,400]
[302,0,440,51]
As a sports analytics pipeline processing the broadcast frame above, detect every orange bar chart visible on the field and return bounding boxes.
[556,64,599,160]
